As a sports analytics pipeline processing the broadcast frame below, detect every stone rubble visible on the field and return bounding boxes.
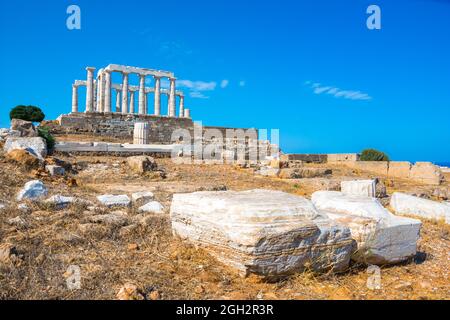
[390,192,450,224]
[127,156,157,174]
[311,191,422,265]
[45,165,66,176]
[44,195,91,209]
[138,201,164,214]
[97,194,131,208]
[171,189,355,278]
[16,180,48,201]
[10,119,39,137]
[88,211,129,227]
[131,191,155,206]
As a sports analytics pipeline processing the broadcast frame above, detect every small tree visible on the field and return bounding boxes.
[10,105,45,122]
[360,149,389,161]
[37,126,56,150]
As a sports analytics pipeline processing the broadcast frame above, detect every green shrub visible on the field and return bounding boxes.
[360,149,389,161]
[38,126,55,150]
[10,105,45,122]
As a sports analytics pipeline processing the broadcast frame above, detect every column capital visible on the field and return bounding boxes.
[86,67,96,71]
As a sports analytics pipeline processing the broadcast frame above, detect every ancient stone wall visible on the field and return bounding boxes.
[339,160,444,185]
[327,153,360,162]
[48,113,261,148]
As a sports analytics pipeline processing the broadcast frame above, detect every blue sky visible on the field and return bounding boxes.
[0,0,449,162]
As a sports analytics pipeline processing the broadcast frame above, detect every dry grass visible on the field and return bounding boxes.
[0,153,449,300]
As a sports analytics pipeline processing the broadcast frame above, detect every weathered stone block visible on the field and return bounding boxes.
[390,192,450,224]
[4,137,47,160]
[17,180,48,201]
[127,156,157,173]
[171,189,355,278]
[409,162,444,185]
[388,162,412,179]
[312,191,421,265]
[97,195,131,208]
[341,180,376,197]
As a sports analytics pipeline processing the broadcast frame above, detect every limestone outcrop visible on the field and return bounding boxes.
[390,192,450,224]
[170,189,355,278]
[311,191,421,265]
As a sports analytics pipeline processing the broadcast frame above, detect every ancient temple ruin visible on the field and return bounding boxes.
[71,64,190,118]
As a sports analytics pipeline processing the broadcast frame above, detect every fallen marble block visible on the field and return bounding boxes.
[341,180,376,197]
[311,191,421,265]
[131,191,155,206]
[97,195,131,208]
[170,189,355,278]
[390,192,450,224]
[44,195,92,209]
[4,137,47,160]
[138,201,164,213]
[17,180,48,201]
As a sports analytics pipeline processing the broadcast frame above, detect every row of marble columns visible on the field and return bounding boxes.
[74,67,189,118]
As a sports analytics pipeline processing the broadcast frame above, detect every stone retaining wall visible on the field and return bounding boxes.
[342,161,444,185]
[48,113,259,145]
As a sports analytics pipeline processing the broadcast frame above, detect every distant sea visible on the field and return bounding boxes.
[435,162,450,168]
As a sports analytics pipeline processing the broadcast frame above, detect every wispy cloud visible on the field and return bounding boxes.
[305,81,372,101]
[220,79,229,89]
[177,80,217,99]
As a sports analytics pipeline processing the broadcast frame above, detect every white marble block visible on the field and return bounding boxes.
[133,122,149,145]
[311,191,421,265]
[390,192,450,224]
[341,180,376,197]
[170,189,355,278]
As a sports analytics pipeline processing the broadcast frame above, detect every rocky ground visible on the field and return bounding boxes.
[0,140,449,300]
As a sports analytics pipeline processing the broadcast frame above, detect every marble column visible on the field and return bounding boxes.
[184,109,191,118]
[104,71,112,113]
[154,77,161,116]
[121,72,129,114]
[72,85,78,113]
[144,93,148,114]
[138,74,146,115]
[96,73,103,112]
[179,95,185,118]
[115,89,121,112]
[129,91,136,114]
[85,67,95,112]
[168,78,176,117]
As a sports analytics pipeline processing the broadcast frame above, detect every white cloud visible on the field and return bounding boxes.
[306,81,372,101]
[220,79,229,89]
[177,79,217,99]
[178,80,217,91]
[189,91,209,99]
